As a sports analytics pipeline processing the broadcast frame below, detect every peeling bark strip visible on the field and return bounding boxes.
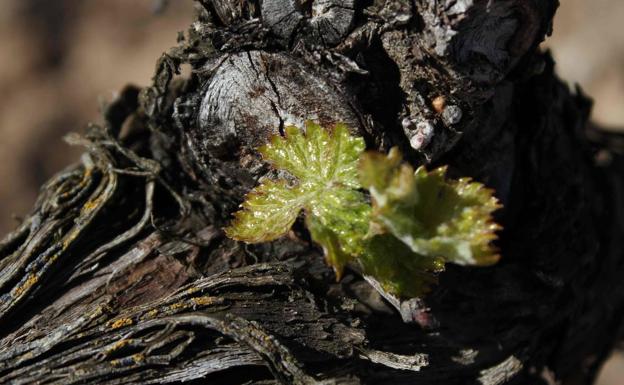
[1,0,624,384]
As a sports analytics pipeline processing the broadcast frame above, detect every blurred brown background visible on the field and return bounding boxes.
[0,1,623,383]
[0,0,195,233]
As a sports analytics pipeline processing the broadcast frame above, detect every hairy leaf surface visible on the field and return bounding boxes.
[226,122,368,277]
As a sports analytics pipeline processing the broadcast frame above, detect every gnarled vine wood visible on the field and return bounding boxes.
[0,1,623,384]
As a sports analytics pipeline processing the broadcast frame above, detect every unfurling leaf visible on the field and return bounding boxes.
[359,147,502,267]
[226,122,502,298]
[360,234,445,298]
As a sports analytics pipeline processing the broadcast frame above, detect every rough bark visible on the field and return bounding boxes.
[1,1,623,384]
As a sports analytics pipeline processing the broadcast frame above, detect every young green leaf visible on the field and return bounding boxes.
[360,234,445,298]
[359,148,502,267]
[224,180,306,243]
[226,122,502,298]
[260,122,363,189]
[225,121,369,277]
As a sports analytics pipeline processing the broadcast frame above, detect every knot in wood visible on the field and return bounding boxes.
[186,51,361,188]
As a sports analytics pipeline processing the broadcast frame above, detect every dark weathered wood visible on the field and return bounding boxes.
[1,0,623,384]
